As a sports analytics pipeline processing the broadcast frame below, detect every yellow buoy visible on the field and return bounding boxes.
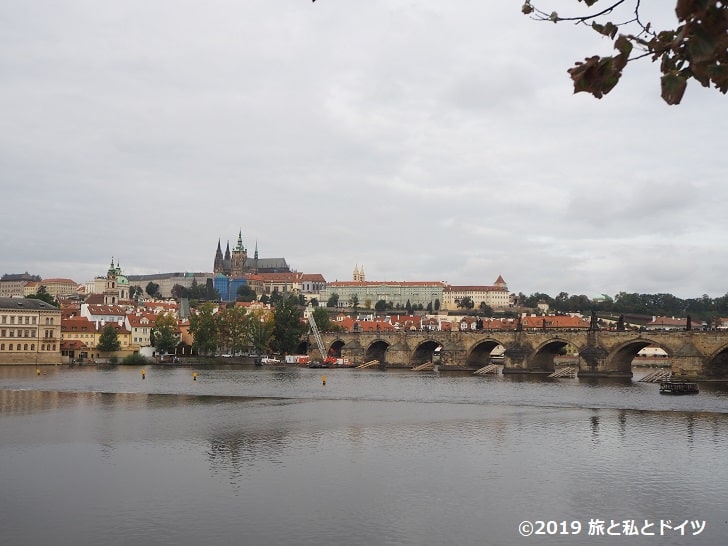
[36,369,41,376]
[193,372,198,381]
[141,369,146,380]
[322,375,327,386]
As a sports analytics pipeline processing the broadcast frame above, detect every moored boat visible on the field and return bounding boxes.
[659,380,699,395]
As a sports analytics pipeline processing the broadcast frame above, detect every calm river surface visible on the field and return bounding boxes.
[1,363,727,546]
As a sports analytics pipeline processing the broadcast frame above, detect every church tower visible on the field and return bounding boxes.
[353,265,365,282]
[103,257,126,305]
[223,242,231,274]
[230,229,247,278]
[213,239,224,274]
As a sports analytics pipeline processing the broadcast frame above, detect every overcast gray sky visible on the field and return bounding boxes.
[1,1,725,299]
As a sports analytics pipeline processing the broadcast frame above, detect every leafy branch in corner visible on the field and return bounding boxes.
[522,0,728,104]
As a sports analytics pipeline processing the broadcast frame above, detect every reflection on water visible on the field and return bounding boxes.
[1,365,728,545]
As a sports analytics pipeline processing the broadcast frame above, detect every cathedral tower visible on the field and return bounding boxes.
[213,239,224,274]
[230,230,247,278]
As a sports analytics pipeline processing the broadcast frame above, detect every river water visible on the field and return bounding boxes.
[1,363,727,546]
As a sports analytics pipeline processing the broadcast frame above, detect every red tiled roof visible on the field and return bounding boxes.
[337,317,396,332]
[61,340,88,350]
[301,273,326,282]
[327,281,444,287]
[85,305,127,316]
[125,312,156,327]
[61,317,95,332]
[444,285,508,292]
[520,315,590,329]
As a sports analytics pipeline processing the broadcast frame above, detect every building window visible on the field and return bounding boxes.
[0,344,4,350]
[24,344,28,351]
[16,343,21,350]
[31,344,35,350]
[32,317,36,324]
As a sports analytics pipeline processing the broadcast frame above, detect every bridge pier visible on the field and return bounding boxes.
[341,339,366,364]
[439,338,468,369]
[501,341,543,374]
[384,338,413,368]
[671,354,705,379]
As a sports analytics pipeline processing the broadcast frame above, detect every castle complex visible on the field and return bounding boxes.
[213,230,290,277]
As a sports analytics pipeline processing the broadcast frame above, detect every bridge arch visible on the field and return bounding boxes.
[365,339,390,365]
[294,340,308,355]
[530,338,575,372]
[704,344,728,378]
[411,340,442,366]
[466,339,504,368]
[605,339,670,375]
[328,339,345,359]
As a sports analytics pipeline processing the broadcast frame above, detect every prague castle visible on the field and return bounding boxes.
[213,230,290,276]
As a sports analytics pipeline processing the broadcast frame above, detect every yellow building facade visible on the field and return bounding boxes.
[0,298,62,365]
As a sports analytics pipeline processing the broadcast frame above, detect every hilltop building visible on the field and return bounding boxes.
[0,273,41,298]
[213,230,290,277]
[213,230,291,301]
[320,265,445,310]
[319,267,512,312]
[84,258,130,305]
[441,275,511,311]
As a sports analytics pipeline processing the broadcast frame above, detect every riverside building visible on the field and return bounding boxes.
[0,297,62,365]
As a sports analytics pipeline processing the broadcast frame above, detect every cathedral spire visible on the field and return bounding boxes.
[235,229,245,252]
[254,240,259,260]
[214,239,224,274]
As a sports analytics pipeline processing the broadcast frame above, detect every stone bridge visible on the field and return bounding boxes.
[300,329,728,379]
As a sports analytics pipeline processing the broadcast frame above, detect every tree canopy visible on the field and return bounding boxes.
[272,296,306,354]
[97,324,121,353]
[26,285,56,305]
[518,289,728,324]
[153,312,179,355]
[522,0,727,104]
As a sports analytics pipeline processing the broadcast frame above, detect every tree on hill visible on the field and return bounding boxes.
[26,285,55,305]
[236,285,257,302]
[189,302,218,355]
[145,282,160,298]
[129,285,144,301]
[522,1,728,104]
[312,306,342,332]
[272,296,306,354]
[97,324,121,353]
[216,305,249,355]
[153,312,179,355]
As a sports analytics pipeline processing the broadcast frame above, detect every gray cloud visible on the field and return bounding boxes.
[1,1,725,299]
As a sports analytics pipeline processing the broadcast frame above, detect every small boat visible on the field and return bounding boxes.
[659,380,699,395]
[260,356,282,365]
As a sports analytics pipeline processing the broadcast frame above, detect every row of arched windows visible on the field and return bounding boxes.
[0,343,56,351]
